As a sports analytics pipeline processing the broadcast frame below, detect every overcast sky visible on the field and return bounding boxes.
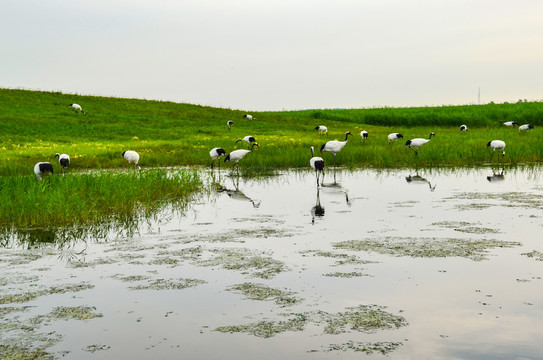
[2,0,542,111]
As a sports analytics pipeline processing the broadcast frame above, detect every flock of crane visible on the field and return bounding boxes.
[32,103,535,184]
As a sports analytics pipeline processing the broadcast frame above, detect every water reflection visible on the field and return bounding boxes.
[320,169,351,205]
[215,174,261,208]
[311,189,325,224]
[406,172,436,191]
[487,167,505,182]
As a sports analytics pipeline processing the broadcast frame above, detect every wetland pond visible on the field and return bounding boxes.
[1,166,542,359]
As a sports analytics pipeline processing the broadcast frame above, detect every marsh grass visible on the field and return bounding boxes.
[0,169,201,244]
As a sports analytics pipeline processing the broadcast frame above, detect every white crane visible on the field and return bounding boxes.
[55,153,70,169]
[209,147,226,170]
[314,125,328,135]
[69,103,85,114]
[34,162,54,182]
[310,146,324,188]
[519,124,534,132]
[388,133,403,143]
[360,130,368,139]
[122,150,141,170]
[320,131,351,166]
[487,140,505,162]
[225,142,259,171]
[460,125,468,132]
[243,114,253,120]
[500,120,518,127]
[227,120,234,130]
[405,132,435,155]
[235,136,256,148]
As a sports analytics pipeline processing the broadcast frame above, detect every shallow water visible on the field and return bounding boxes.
[1,166,542,359]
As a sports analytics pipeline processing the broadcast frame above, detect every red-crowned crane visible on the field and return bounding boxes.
[487,140,505,162]
[500,120,518,127]
[55,153,70,172]
[315,125,328,135]
[69,103,85,114]
[405,132,435,155]
[360,130,368,139]
[225,142,259,171]
[519,124,534,132]
[320,131,351,166]
[122,150,141,170]
[388,133,403,143]
[227,120,234,130]
[235,136,256,148]
[310,146,324,188]
[209,147,226,170]
[460,125,467,132]
[34,162,54,182]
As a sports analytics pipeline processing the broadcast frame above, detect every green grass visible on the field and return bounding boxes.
[1,88,542,176]
[0,88,541,238]
[0,169,201,244]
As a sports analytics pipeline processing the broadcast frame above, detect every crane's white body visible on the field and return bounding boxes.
[122,150,140,169]
[34,162,53,182]
[55,153,70,169]
[388,133,403,143]
[315,125,328,135]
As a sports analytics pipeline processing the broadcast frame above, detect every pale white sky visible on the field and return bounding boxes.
[2,0,542,110]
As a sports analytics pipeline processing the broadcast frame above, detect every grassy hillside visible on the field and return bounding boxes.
[1,88,542,177]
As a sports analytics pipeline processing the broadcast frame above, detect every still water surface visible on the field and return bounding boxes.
[1,166,542,359]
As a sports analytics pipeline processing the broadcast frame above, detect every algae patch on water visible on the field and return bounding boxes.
[50,306,103,321]
[227,283,301,306]
[324,271,372,278]
[215,304,406,339]
[448,192,543,210]
[299,250,377,266]
[522,250,543,261]
[431,221,501,234]
[323,340,403,354]
[128,278,206,291]
[0,283,94,305]
[333,237,520,260]
[195,248,288,279]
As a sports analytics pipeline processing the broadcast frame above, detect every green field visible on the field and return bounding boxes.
[1,88,541,233]
[1,88,542,176]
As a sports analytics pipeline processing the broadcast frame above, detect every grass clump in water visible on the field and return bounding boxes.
[215,304,407,340]
[0,283,94,305]
[522,250,543,261]
[227,283,301,306]
[334,237,521,261]
[50,306,103,321]
[324,340,403,354]
[128,278,206,291]
[196,248,288,279]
